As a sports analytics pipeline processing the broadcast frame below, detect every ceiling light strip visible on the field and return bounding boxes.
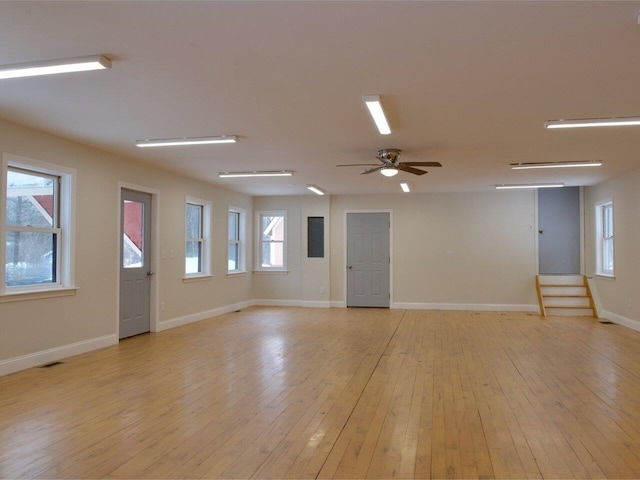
[0,55,111,80]
[306,185,325,195]
[362,94,391,135]
[511,161,602,170]
[136,135,238,147]
[400,183,410,193]
[545,117,640,129]
[218,170,293,178]
[496,183,564,190]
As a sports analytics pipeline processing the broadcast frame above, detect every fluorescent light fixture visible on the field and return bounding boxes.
[362,94,391,135]
[496,183,564,190]
[218,170,293,178]
[306,185,325,195]
[511,160,602,169]
[380,167,399,177]
[0,54,111,80]
[136,135,238,148]
[545,117,640,129]
[400,183,410,193]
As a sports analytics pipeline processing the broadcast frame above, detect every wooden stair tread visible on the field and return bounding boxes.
[542,294,589,298]
[539,284,585,288]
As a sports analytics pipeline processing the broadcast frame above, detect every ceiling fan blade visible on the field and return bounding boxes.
[399,165,428,176]
[336,163,380,167]
[362,166,384,175]
[400,161,442,167]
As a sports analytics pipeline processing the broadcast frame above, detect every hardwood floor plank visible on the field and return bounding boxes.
[2,308,640,479]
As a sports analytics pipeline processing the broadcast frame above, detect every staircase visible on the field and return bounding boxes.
[536,275,598,318]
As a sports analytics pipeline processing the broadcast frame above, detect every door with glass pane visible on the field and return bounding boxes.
[119,189,151,339]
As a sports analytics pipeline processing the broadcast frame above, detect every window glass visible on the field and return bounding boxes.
[6,169,56,228]
[596,201,614,276]
[4,164,66,290]
[5,231,56,286]
[122,200,144,268]
[258,213,285,269]
[185,200,208,276]
[228,210,241,271]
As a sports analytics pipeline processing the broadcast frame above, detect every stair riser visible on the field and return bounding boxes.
[540,287,587,296]
[544,298,592,308]
[538,275,584,286]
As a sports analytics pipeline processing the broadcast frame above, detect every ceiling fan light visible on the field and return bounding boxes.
[380,167,399,177]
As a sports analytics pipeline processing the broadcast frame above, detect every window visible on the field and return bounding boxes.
[2,154,75,295]
[256,211,286,271]
[185,197,211,277]
[595,200,614,276]
[228,207,246,273]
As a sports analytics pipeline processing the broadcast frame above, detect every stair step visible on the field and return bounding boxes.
[541,286,587,295]
[538,274,584,286]
[545,307,594,317]
[536,275,598,318]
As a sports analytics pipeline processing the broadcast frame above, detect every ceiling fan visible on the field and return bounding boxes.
[336,149,442,177]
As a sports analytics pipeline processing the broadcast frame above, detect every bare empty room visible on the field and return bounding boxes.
[1,2,640,478]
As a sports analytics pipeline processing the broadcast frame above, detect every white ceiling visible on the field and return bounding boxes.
[1,1,640,196]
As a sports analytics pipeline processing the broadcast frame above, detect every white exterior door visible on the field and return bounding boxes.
[119,189,152,339]
[346,212,390,308]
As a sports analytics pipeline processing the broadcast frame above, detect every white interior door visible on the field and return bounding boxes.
[346,212,390,307]
[119,189,152,339]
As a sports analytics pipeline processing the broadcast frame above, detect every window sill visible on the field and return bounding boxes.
[182,274,213,283]
[227,271,248,277]
[252,270,290,275]
[595,274,616,281]
[0,287,78,303]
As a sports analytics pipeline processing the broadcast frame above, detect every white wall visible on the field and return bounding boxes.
[330,192,539,309]
[585,168,640,330]
[0,118,253,371]
[252,195,331,306]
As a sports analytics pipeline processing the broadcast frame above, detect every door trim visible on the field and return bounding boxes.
[116,182,160,338]
[343,210,393,307]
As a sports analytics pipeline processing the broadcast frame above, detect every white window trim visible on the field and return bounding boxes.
[255,210,287,272]
[595,199,614,278]
[184,196,211,279]
[1,153,76,298]
[228,206,247,274]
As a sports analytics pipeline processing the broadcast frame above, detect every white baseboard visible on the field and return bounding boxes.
[331,300,346,308]
[158,300,254,331]
[391,302,539,313]
[253,299,331,308]
[600,310,640,332]
[0,334,117,377]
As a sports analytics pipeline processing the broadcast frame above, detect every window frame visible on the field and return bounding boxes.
[255,210,287,272]
[595,199,614,277]
[184,196,211,279]
[1,153,76,298]
[228,206,246,274]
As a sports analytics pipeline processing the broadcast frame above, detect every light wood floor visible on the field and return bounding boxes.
[2,308,640,479]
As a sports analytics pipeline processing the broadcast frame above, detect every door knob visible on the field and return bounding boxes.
[147,271,155,276]
[347,265,352,270]
[538,230,543,234]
